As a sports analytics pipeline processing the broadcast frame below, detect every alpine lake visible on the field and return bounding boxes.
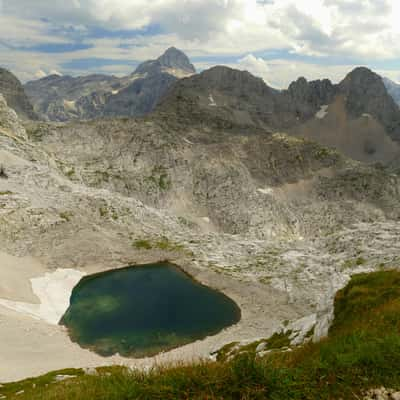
[60,262,241,357]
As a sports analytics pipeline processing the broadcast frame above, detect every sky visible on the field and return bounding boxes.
[0,0,400,88]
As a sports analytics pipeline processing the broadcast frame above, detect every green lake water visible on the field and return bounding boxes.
[60,263,241,357]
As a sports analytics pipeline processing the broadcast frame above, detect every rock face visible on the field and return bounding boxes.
[158,66,400,164]
[338,67,400,141]
[0,68,37,120]
[24,48,195,121]
[157,65,288,132]
[135,46,195,76]
[383,77,400,106]
[23,74,119,121]
[0,94,28,139]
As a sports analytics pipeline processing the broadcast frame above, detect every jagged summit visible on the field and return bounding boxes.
[0,67,37,120]
[339,67,387,99]
[193,65,269,92]
[338,66,400,140]
[134,47,195,77]
[157,64,400,163]
[157,47,195,74]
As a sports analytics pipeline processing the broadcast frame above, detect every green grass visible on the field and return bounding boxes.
[132,239,153,250]
[59,211,73,222]
[2,270,400,400]
[342,256,366,269]
[146,166,171,191]
[65,168,75,178]
[132,237,186,252]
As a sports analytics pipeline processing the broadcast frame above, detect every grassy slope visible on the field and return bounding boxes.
[2,270,400,400]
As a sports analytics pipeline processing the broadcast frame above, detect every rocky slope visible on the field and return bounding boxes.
[0,68,37,120]
[1,63,400,380]
[2,92,399,307]
[384,77,400,106]
[24,47,195,121]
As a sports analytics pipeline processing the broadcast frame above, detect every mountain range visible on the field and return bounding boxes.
[23,47,195,121]
[157,65,400,164]
[0,48,399,167]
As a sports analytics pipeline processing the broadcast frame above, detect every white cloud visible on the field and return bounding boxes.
[0,0,400,82]
[237,55,273,86]
[34,69,47,79]
[234,54,357,89]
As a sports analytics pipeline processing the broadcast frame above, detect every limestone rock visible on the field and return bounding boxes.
[339,67,400,142]
[0,94,28,140]
[0,68,37,120]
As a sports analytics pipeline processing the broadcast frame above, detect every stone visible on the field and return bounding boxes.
[255,342,268,353]
[84,368,98,376]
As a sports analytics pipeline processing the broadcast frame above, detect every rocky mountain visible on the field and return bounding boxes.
[0,68,37,120]
[383,77,400,106]
[1,62,400,380]
[157,66,400,164]
[23,47,195,121]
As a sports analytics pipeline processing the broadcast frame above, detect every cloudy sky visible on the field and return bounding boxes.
[1,0,399,88]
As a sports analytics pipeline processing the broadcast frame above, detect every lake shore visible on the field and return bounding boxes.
[0,251,306,383]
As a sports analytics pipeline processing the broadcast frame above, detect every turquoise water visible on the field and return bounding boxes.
[60,263,241,357]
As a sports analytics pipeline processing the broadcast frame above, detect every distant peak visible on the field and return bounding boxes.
[342,66,381,84]
[157,47,196,74]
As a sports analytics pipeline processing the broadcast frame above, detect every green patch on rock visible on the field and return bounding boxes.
[342,256,367,269]
[146,166,171,191]
[59,211,73,222]
[132,239,153,250]
[132,237,186,253]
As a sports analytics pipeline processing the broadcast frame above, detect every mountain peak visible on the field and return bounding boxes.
[157,47,196,74]
[0,67,37,120]
[340,66,383,88]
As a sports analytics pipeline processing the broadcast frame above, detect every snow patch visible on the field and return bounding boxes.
[0,269,85,325]
[362,113,373,119]
[257,187,274,195]
[129,72,147,81]
[161,67,194,79]
[208,94,217,107]
[63,100,76,111]
[315,105,328,119]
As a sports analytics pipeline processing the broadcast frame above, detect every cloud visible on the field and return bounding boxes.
[235,54,356,89]
[237,54,273,86]
[0,0,399,82]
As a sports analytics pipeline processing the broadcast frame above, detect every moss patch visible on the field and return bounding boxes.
[132,237,186,253]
